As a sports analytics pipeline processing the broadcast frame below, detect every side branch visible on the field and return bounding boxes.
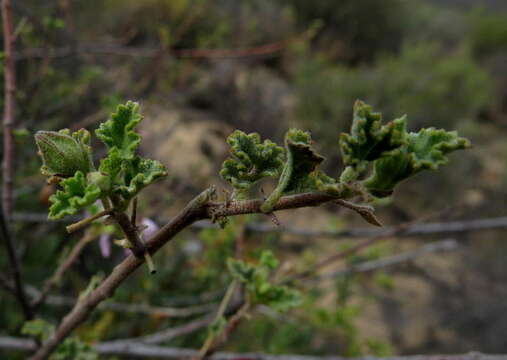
[28,190,340,359]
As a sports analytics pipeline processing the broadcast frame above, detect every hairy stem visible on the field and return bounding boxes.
[65,209,112,233]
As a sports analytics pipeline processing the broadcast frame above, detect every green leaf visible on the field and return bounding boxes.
[227,258,256,284]
[363,127,471,197]
[95,101,142,160]
[254,283,302,312]
[53,337,98,360]
[48,171,102,219]
[261,129,337,213]
[209,316,227,336]
[98,148,122,181]
[35,129,93,178]
[259,250,279,270]
[118,157,168,199]
[227,252,302,312]
[22,319,55,341]
[339,100,407,174]
[220,130,284,194]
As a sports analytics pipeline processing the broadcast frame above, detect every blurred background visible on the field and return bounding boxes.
[2,0,507,358]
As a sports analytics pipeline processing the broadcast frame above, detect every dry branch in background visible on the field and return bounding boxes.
[1,0,16,218]
[0,336,504,360]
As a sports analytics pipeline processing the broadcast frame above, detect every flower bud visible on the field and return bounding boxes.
[35,130,92,177]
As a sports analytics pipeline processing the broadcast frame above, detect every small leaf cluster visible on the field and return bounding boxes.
[340,100,471,197]
[227,250,302,312]
[220,100,470,208]
[22,319,97,360]
[35,101,168,219]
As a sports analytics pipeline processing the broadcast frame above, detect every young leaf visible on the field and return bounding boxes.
[227,257,257,284]
[261,129,337,213]
[339,100,407,175]
[220,130,284,194]
[95,101,142,160]
[254,283,302,312]
[363,128,471,197]
[118,157,168,199]
[97,147,123,191]
[53,337,98,360]
[48,171,102,219]
[259,249,279,270]
[227,251,302,312]
[21,319,55,342]
[35,129,93,178]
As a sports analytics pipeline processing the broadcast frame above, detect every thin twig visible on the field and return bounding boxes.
[196,280,238,360]
[31,231,96,309]
[1,0,16,219]
[286,222,414,282]
[0,200,32,319]
[13,28,315,61]
[65,209,113,233]
[200,302,250,360]
[314,239,458,281]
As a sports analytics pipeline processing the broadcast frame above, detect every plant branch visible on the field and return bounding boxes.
[27,189,343,359]
[1,0,16,219]
[196,280,238,359]
[65,209,113,233]
[112,209,156,274]
[0,199,33,319]
[315,239,458,281]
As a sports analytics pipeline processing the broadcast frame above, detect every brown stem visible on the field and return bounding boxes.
[1,0,16,219]
[112,209,156,274]
[28,189,344,359]
[31,231,96,309]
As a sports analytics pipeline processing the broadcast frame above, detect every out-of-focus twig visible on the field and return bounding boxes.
[1,0,16,219]
[0,202,33,319]
[314,239,458,281]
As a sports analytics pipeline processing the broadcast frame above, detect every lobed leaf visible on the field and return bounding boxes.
[118,157,168,199]
[363,127,471,197]
[95,101,142,160]
[261,129,338,213]
[227,251,302,312]
[339,100,407,173]
[227,257,257,284]
[220,130,284,194]
[21,319,55,342]
[48,171,102,219]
